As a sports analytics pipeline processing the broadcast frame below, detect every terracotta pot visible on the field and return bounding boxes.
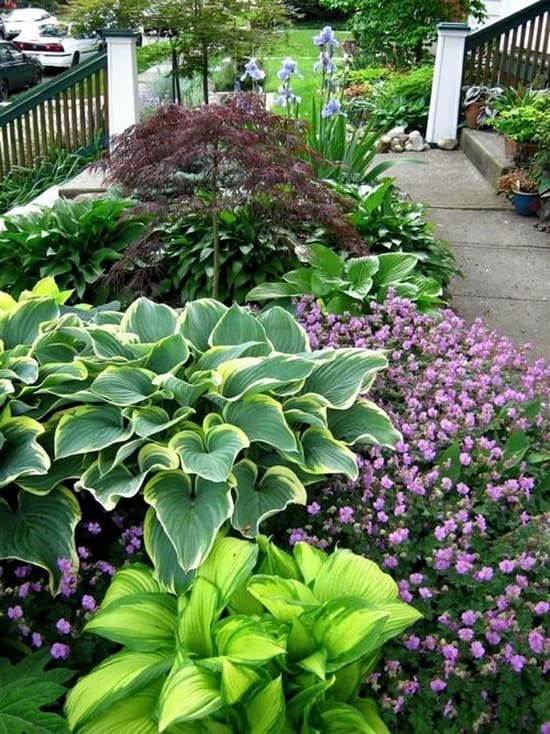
[464,101,485,129]
[504,136,539,165]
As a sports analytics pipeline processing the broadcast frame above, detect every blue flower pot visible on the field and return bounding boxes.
[512,190,540,216]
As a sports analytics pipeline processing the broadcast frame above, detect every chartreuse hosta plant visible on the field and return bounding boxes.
[247,242,443,315]
[0,278,400,592]
[65,535,422,733]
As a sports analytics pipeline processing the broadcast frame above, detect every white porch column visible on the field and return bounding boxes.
[426,23,470,145]
[103,29,140,139]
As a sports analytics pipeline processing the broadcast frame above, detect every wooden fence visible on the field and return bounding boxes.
[0,51,108,178]
[463,0,550,87]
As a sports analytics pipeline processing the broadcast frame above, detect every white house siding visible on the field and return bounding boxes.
[470,0,540,28]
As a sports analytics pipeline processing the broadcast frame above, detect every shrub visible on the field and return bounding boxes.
[0,194,149,302]
[365,66,434,135]
[65,535,422,732]
[275,296,550,733]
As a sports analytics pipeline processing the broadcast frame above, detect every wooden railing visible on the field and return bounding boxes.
[0,51,108,178]
[464,0,550,87]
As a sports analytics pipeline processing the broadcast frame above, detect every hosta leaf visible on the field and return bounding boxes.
[286,677,334,723]
[293,542,327,587]
[247,575,319,622]
[121,298,177,343]
[209,304,270,356]
[283,394,327,428]
[179,576,219,658]
[0,488,80,593]
[232,461,307,538]
[303,348,387,409]
[170,425,249,482]
[257,306,310,354]
[302,243,344,278]
[153,373,214,407]
[197,535,258,607]
[87,327,136,360]
[55,405,133,458]
[352,698,391,734]
[143,471,233,571]
[138,444,180,473]
[0,416,50,487]
[256,535,301,579]
[305,597,388,672]
[97,438,146,476]
[143,509,195,594]
[327,399,401,448]
[375,252,418,286]
[318,701,378,733]
[220,659,264,705]
[0,298,59,348]
[18,456,86,495]
[157,661,223,729]
[85,592,177,651]
[296,647,327,679]
[223,394,297,451]
[178,299,227,352]
[77,680,162,734]
[143,333,190,373]
[300,426,358,478]
[246,282,303,301]
[90,366,156,406]
[65,650,174,730]
[244,676,285,734]
[101,564,164,608]
[193,343,261,373]
[313,551,398,606]
[345,256,379,287]
[127,406,193,439]
[217,355,316,401]
[2,356,39,385]
[374,601,423,645]
[76,461,145,511]
[215,616,286,663]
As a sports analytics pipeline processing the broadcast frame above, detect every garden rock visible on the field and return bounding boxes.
[437,137,458,150]
[405,130,425,152]
[379,129,427,154]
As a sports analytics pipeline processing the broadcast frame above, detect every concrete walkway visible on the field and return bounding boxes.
[378,148,550,362]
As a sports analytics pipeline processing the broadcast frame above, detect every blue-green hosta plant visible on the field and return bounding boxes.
[0,278,400,592]
[65,535,422,733]
[247,241,444,315]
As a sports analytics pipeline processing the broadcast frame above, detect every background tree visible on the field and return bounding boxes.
[318,0,486,68]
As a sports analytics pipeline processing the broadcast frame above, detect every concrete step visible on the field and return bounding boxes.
[460,128,513,191]
[58,167,109,199]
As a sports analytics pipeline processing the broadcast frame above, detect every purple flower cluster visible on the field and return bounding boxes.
[289,295,550,732]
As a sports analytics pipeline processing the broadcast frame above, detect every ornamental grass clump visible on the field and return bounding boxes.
[279,295,550,733]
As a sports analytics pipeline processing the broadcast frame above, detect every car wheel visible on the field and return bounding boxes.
[0,79,8,103]
[71,51,80,66]
[33,67,43,86]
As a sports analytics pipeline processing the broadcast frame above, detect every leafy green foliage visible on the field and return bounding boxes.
[0,652,72,733]
[0,195,150,302]
[0,282,398,589]
[137,41,172,73]
[65,535,422,732]
[364,66,434,135]
[489,95,550,143]
[247,241,444,314]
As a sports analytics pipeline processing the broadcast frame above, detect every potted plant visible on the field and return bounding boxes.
[497,167,540,216]
[490,93,550,165]
[462,85,501,129]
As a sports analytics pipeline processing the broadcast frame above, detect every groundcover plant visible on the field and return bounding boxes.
[280,295,549,733]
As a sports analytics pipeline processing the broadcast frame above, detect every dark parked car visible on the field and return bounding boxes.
[0,39,42,102]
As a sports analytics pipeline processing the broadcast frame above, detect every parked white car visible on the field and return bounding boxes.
[3,7,57,40]
[12,23,103,68]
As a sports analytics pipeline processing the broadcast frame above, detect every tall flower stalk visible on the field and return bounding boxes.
[313,25,341,119]
[274,56,302,118]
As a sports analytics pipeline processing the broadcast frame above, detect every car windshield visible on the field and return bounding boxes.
[38,23,66,37]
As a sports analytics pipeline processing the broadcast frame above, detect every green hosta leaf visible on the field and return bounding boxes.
[17,456,84,496]
[302,243,344,278]
[286,677,335,724]
[193,343,261,373]
[313,550,398,606]
[375,601,423,645]
[217,355,316,401]
[0,487,80,593]
[209,304,270,356]
[247,575,319,622]
[153,372,215,407]
[0,415,50,487]
[299,426,358,478]
[143,509,195,594]
[283,394,327,428]
[214,616,286,663]
[223,394,297,451]
[318,701,379,733]
[499,429,530,470]
[220,659,264,705]
[375,252,418,286]
[55,405,133,458]
[257,307,310,354]
[143,333,190,373]
[138,444,180,473]
[244,676,285,734]
[246,282,303,301]
[303,348,387,409]
[352,698,391,734]
[97,438,145,476]
[85,592,177,651]
[101,564,163,607]
[197,535,258,607]
[178,299,227,352]
[305,598,388,672]
[232,461,307,538]
[77,680,162,734]
[127,406,193,439]
[157,661,223,729]
[144,471,233,571]
[179,576,219,658]
[76,461,145,511]
[345,256,379,295]
[90,366,156,406]
[297,647,328,679]
[327,399,401,448]
[256,535,301,579]
[1,356,39,384]
[170,425,249,482]
[293,543,327,587]
[87,327,136,360]
[0,297,59,348]
[65,649,174,731]
[121,298,177,343]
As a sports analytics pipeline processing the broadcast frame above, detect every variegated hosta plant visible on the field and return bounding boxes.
[65,535,422,733]
[0,278,400,592]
